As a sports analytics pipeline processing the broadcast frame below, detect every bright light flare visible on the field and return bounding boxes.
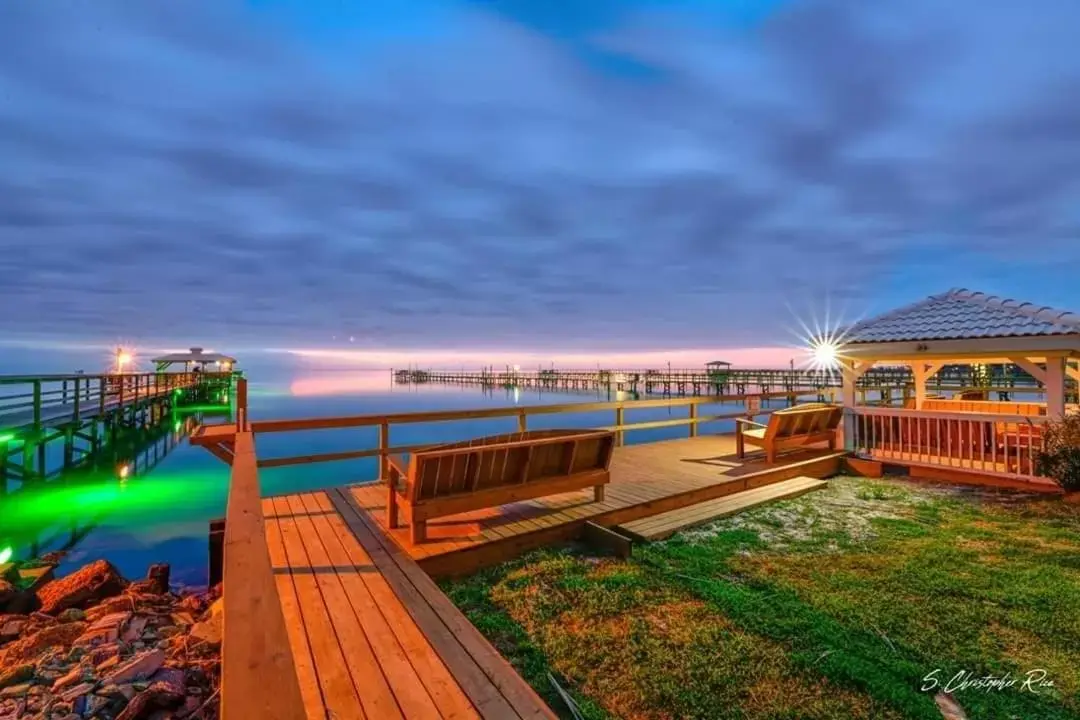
[812,340,839,368]
[0,546,12,564]
[118,464,130,480]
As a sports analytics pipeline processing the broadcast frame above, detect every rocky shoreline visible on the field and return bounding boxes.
[0,557,221,720]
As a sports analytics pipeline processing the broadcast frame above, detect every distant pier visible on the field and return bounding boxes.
[393,364,1065,404]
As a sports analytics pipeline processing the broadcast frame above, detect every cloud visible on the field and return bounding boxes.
[0,0,1078,352]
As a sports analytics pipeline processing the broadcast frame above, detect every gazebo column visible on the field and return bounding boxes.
[1045,357,1066,419]
[911,362,944,409]
[840,359,873,450]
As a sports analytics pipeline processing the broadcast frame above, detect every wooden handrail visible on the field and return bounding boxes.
[221,431,305,720]
[852,406,1049,425]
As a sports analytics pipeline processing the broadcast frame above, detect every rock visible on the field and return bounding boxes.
[0,615,27,642]
[113,674,185,720]
[0,683,30,699]
[169,612,194,628]
[96,654,121,673]
[122,616,148,643]
[0,664,32,690]
[84,693,111,717]
[145,565,170,596]
[0,581,15,607]
[0,621,86,666]
[59,682,96,703]
[36,560,126,616]
[85,597,136,623]
[104,649,165,685]
[51,665,86,692]
[57,608,86,623]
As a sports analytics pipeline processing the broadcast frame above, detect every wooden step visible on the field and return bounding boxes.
[617,475,828,541]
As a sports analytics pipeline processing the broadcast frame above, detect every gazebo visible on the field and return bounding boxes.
[151,347,238,373]
[833,289,1080,487]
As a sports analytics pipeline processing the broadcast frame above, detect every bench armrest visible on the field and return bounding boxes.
[386,454,409,491]
[735,418,766,429]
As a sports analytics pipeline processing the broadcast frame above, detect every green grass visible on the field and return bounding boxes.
[442,477,1080,720]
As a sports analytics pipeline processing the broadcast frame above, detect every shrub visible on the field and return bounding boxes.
[1035,414,1080,491]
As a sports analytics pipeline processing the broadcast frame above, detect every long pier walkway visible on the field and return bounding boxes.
[1,371,234,485]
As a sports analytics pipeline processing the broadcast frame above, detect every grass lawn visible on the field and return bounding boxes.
[443,476,1080,719]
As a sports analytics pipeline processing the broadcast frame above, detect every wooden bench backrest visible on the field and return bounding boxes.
[922,399,1045,416]
[409,429,615,503]
[765,405,843,440]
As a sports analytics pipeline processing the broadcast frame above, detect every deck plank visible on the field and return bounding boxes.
[308,492,481,720]
[273,495,366,719]
[263,498,327,720]
[619,476,829,540]
[330,488,556,720]
[298,492,444,720]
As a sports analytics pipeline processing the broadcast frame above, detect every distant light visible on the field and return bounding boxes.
[349,336,355,343]
[118,464,130,479]
[513,365,521,372]
[811,340,840,369]
[174,421,182,432]
[0,546,11,564]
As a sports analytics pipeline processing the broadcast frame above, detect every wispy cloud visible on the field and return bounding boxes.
[1,0,1078,351]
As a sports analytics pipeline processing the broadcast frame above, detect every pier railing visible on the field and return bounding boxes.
[250,389,824,478]
[0,372,233,433]
[220,429,305,720]
[849,407,1052,484]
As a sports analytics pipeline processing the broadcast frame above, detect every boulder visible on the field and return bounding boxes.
[36,560,126,615]
[104,649,166,685]
[146,564,170,595]
[0,664,33,690]
[0,621,86,666]
[0,580,15,607]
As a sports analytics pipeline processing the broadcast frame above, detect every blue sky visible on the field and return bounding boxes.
[1,0,1079,357]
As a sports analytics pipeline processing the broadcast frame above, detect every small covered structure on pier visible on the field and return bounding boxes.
[152,347,238,373]
[833,289,1080,488]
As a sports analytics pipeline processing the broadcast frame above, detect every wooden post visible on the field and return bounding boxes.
[615,406,625,447]
[235,378,249,432]
[517,410,527,433]
[73,377,80,421]
[99,377,106,415]
[378,421,389,481]
[62,379,68,404]
[1046,357,1066,419]
[688,403,698,438]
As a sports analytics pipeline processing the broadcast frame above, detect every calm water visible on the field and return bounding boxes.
[1,358,767,587]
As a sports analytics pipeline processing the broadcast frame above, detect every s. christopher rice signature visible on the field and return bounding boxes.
[922,669,1055,695]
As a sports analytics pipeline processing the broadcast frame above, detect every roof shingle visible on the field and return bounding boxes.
[844,289,1080,344]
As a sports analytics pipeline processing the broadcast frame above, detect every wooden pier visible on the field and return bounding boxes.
[193,383,847,719]
[0,371,235,487]
[393,364,1069,402]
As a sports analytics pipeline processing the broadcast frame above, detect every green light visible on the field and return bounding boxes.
[174,421,182,432]
[0,433,14,443]
[0,546,11,564]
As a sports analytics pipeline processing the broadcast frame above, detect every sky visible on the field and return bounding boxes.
[2,0,1080,368]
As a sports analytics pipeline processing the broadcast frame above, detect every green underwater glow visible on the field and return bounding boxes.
[0,546,12,564]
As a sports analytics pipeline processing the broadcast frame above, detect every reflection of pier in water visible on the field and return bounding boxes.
[0,404,230,562]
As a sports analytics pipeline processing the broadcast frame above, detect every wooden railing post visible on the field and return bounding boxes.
[235,378,249,432]
[615,405,625,446]
[73,377,81,421]
[378,421,390,480]
[99,377,106,414]
[517,409,527,433]
[62,379,68,404]
[689,403,698,438]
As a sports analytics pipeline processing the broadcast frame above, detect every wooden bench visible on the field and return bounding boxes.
[387,429,615,545]
[735,405,842,464]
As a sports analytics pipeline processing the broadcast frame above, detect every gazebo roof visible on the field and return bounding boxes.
[151,347,237,364]
[845,289,1080,344]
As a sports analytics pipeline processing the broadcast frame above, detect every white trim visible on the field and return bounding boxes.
[1007,356,1048,384]
[843,334,1080,360]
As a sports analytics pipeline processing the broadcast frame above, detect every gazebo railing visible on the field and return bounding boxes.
[849,407,1052,482]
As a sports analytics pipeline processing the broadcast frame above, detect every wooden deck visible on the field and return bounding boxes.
[346,434,844,578]
[618,475,829,541]
[264,490,556,720]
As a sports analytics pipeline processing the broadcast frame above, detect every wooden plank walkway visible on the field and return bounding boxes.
[348,434,844,578]
[263,489,557,720]
[618,475,829,541]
